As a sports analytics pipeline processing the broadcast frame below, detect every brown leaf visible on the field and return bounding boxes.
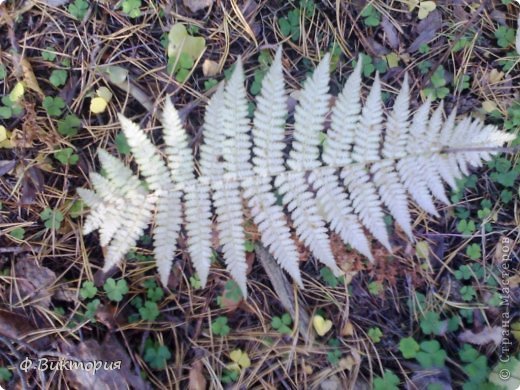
[381,16,400,50]
[60,335,149,390]
[408,11,442,53]
[0,160,15,176]
[14,257,56,308]
[188,360,207,390]
[0,309,35,341]
[20,166,44,205]
[183,0,214,13]
[341,321,355,337]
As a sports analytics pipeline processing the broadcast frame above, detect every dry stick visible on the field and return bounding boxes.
[255,244,314,344]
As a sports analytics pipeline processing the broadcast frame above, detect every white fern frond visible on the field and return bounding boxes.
[78,48,516,296]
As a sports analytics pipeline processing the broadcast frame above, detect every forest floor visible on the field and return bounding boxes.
[0,0,519,389]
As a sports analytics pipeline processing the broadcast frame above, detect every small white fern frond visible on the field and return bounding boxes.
[221,57,252,179]
[213,181,248,297]
[309,168,374,261]
[162,99,196,184]
[184,179,213,287]
[423,103,450,205]
[288,53,331,171]
[323,57,362,166]
[343,74,391,249]
[199,83,225,180]
[246,48,302,286]
[276,172,341,275]
[397,98,439,217]
[209,62,250,296]
[77,149,154,272]
[161,99,213,287]
[252,47,287,177]
[353,73,383,163]
[103,188,154,272]
[279,54,340,274]
[119,114,182,286]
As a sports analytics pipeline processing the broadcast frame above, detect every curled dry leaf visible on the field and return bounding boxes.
[458,326,502,347]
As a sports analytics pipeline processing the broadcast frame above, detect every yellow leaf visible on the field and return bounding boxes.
[512,322,520,343]
[20,58,44,99]
[229,349,251,369]
[385,53,400,68]
[167,23,206,61]
[488,69,504,84]
[96,86,113,102]
[482,100,498,113]
[312,315,333,336]
[415,240,430,259]
[9,82,24,103]
[339,355,356,371]
[0,127,13,149]
[417,1,436,19]
[90,97,108,114]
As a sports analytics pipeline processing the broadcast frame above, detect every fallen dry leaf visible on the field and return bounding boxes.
[458,326,502,347]
[339,355,356,371]
[408,11,442,53]
[60,335,149,390]
[188,360,207,390]
[202,59,219,77]
[20,58,44,99]
[341,321,355,337]
[0,309,47,348]
[183,0,214,13]
[14,257,56,308]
